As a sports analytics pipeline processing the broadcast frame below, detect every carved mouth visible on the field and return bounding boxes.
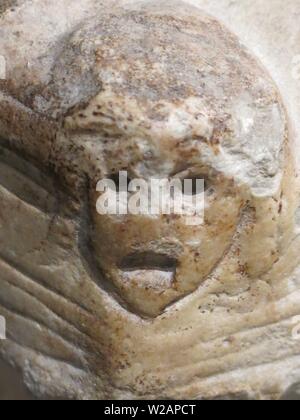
[119,252,178,272]
[119,252,178,291]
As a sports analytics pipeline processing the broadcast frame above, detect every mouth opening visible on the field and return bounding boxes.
[119,252,178,273]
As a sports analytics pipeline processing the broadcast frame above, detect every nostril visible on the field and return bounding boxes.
[119,252,178,272]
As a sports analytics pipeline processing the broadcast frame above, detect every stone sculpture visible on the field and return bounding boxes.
[0,0,299,400]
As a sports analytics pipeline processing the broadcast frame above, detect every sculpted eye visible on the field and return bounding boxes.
[176,175,210,196]
[108,173,132,193]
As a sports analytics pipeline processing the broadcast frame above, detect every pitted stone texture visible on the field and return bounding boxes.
[0,0,299,401]
[0,0,20,14]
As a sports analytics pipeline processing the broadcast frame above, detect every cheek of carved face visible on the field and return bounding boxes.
[90,174,243,318]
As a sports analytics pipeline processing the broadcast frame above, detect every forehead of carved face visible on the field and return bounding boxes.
[40,1,286,189]
[1,1,290,318]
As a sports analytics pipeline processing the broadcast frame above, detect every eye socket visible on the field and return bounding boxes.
[107,172,214,195]
[179,176,210,196]
[108,172,132,192]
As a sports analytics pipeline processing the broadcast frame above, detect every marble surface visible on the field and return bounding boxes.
[0,358,34,400]
[0,0,300,400]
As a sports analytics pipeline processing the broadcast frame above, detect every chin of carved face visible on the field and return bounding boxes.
[89,169,244,318]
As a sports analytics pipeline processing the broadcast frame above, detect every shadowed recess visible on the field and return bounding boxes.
[119,252,178,272]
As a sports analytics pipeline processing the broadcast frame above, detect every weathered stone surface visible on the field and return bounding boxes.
[0,0,299,400]
[0,0,19,15]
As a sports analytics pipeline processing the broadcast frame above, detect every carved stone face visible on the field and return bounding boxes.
[0,0,299,400]
[88,127,244,318]
[53,1,291,318]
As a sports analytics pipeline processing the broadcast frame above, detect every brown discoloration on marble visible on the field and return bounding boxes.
[0,0,299,401]
[0,0,19,14]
